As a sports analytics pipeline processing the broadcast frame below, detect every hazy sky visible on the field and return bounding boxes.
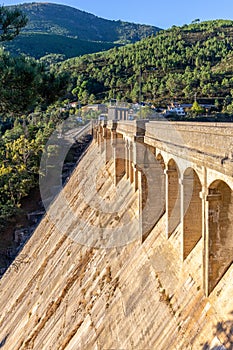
[2,0,233,28]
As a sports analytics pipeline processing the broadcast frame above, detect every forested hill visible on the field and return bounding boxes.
[2,17,233,242]
[14,2,161,42]
[3,2,161,59]
[58,19,233,111]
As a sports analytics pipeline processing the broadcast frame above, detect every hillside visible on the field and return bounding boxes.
[3,2,161,59]
[58,19,233,111]
[3,32,117,60]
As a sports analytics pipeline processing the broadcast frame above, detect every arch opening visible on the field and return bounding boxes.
[207,180,233,294]
[166,159,180,237]
[156,154,166,215]
[114,133,126,185]
[140,150,165,242]
[183,168,202,259]
[104,128,112,163]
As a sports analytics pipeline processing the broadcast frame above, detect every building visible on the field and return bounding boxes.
[165,102,186,116]
[83,104,107,113]
[108,105,129,120]
[107,101,130,121]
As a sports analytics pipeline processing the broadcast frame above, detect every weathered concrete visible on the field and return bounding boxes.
[0,121,232,349]
[99,120,233,296]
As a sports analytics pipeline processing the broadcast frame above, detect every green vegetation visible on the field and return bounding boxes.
[58,19,233,112]
[0,5,27,42]
[0,6,71,226]
[0,49,69,115]
[15,3,160,42]
[4,2,161,59]
[0,102,71,227]
[0,119,52,223]
[3,18,233,227]
[191,101,205,115]
[3,32,119,60]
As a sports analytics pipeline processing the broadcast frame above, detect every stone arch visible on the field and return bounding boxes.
[129,141,134,184]
[98,125,104,152]
[207,180,233,294]
[156,153,165,167]
[104,127,112,163]
[166,159,180,237]
[139,148,166,242]
[125,139,130,179]
[182,168,202,259]
[113,132,126,185]
[156,154,166,215]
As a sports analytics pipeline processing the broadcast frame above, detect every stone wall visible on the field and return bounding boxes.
[96,120,233,295]
[0,121,232,349]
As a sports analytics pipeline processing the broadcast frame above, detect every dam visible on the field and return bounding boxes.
[95,119,233,297]
[0,119,232,349]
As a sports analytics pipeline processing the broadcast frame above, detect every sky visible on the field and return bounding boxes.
[2,0,233,29]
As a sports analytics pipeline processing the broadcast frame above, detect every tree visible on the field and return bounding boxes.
[191,101,205,115]
[191,19,200,24]
[0,51,43,115]
[0,6,28,42]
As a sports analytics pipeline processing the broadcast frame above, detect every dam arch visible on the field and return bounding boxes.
[182,168,202,260]
[166,159,181,238]
[156,153,166,215]
[96,120,233,296]
[206,180,233,294]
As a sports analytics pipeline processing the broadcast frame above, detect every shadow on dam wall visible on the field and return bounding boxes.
[202,311,233,350]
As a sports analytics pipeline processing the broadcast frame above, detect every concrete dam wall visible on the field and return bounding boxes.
[0,120,232,349]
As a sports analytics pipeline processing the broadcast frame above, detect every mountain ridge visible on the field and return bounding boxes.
[3,2,161,59]
[15,2,161,42]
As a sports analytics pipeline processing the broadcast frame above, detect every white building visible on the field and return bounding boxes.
[166,102,186,116]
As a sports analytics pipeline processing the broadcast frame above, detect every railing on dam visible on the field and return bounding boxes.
[105,120,233,173]
[94,119,233,296]
[146,121,233,153]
